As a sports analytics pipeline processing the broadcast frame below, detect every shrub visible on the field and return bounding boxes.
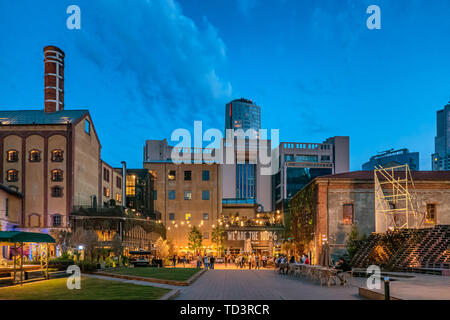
[76,261,97,272]
[49,258,75,270]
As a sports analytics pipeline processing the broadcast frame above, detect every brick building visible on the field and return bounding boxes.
[289,171,450,264]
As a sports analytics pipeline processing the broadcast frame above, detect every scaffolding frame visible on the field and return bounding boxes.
[374,164,424,231]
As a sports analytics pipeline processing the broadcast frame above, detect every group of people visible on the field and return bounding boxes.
[276,254,310,274]
[196,254,216,269]
[228,254,270,269]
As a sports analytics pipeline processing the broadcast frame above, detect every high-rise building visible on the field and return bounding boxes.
[432,102,450,171]
[363,148,419,171]
[273,136,350,211]
[225,98,261,134]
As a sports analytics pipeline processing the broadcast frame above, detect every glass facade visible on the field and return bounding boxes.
[225,99,261,133]
[286,167,332,199]
[236,163,255,199]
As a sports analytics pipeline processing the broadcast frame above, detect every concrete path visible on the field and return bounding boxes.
[176,269,362,300]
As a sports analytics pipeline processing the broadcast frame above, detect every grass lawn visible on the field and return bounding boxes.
[106,267,201,281]
[0,277,170,300]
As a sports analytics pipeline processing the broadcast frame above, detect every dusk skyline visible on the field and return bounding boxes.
[1,0,449,170]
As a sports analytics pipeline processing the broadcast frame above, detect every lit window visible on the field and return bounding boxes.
[184,191,192,200]
[185,213,191,221]
[426,204,436,224]
[202,190,210,200]
[168,170,176,180]
[51,149,64,162]
[7,150,18,162]
[7,169,18,182]
[126,175,135,196]
[29,150,41,162]
[103,187,110,197]
[116,193,121,202]
[51,169,63,182]
[343,204,353,225]
[85,119,90,134]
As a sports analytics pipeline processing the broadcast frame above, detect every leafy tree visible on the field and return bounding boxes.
[69,229,99,261]
[211,225,225,257]
[188,226,203,254]
[347,224,360,261]
[154,237,169,260]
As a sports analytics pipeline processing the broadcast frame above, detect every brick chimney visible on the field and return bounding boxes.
[44,46,65,112]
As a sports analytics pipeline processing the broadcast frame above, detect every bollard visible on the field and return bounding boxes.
[384,277,390,300]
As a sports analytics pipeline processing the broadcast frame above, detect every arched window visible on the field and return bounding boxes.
[51,186,63,198]
[51,149,64,162]
[51,169,64,182]
[7,169,18,182]
[52,214,62,227]
[29,149,41,162]
[7,150,18,162]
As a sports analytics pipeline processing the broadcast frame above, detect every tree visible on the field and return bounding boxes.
[166,238,176,257]
[69,229,99,261]
[154,237,169,260]
[211,225,225,257]
[188,226,203,254]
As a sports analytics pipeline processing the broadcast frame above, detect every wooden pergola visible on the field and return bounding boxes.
[0,231,56,285]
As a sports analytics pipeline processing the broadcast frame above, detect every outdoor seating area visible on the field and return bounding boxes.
[285,264,350,287]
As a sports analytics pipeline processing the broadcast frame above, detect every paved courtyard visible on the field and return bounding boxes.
[176,269,361,300]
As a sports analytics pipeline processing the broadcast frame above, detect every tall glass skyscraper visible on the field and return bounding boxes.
[432,102,450,171]
[225,98,261,133]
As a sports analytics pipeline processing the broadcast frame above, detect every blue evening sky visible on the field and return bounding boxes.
[0,0,449,170]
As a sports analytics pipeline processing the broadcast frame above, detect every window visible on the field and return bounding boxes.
[321,155,331,162]
[5,198,8,217]
[85,119,90,134]
[51,186,63,198]
[168,170,176,180]
[7,150,18,162]
[296,155,318,163]
[185,213,191,221]
[203,213,209,220]
[116,193,122,202]
[284,154,294,162]
[426,204,436,224]
[7,170,18,182]
[153,190,157,200]
[103,187,110,197]
[103,168,110,182]
[116,176,122,188]
[203,232,209,239]
[53,215,62,227]
[126,174,135,196]
[184,191,192,200]
[168,190,176,200]
[51,149,64,162]
[343,204,354,225]
[51,169,63,182]
[202,190,210,200]
[202,170,210,181]
[184,170,191,181]
[169,213,175,221]
[29,150,41,162]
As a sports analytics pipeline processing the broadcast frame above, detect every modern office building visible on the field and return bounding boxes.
[362,148,419,171]
[225,98,261,135]
[432,102,450,171]
[273,136,350,211]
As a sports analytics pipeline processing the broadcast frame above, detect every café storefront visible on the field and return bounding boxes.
[224,227,284,256]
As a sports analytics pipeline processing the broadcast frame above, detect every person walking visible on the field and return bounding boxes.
[210,255,215,270]
[182,255,186,268]
[172,255,177,268]
[255,254,260,269]
[204,255,209,269]
[196,254,202,268]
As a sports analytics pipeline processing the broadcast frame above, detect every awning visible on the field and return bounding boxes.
[0,231,55,244]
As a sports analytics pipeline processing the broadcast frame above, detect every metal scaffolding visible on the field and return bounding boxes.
[374,164,424,232]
